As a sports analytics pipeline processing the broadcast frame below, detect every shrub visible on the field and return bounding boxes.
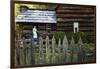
[54,31,94,44]
[73,32,85,43]
[54,31,65,44]
[85,32,94,43]
[65,32,74,43]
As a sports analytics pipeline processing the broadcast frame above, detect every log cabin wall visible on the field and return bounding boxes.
[56,5,96,33]
[16,4,96,37]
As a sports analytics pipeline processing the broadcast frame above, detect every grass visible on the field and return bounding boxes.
[15,43,95,65]
[83,43,95,49]
[34,52,77,65]
[33,43,95,65]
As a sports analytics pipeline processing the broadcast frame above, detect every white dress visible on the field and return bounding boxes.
[32,27,37,38]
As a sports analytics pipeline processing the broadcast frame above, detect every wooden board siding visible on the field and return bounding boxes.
[16,5,96,33]
[56,5,96,32]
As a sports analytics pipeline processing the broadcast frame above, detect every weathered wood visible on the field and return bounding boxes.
[77,37,84,62]
[51,36,55,64]
[16,40,25,66]
[31,39,35,64]
[25,47,31,65]
[45,36,50,64]
[58,38,61,63]
[57,14,94,17]
[39,37,44,64]
[15,35,85,65]
[57,18,94,22]
[70,37,75,63]
[57,9,94,13]
[15,47,17,66]
[24,39,32,65]
[56,5,95,33]
[62,35,68,63]
[15,40,19,66]
[19,46,25,65]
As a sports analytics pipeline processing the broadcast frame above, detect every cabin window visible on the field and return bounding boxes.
[74,22,79,33]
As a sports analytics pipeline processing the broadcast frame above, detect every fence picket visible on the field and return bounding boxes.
[19,47,25,65]
[39,37,44,64]
[18,40,25,65]
[45,36,50,64]
[31,39,35,64]
[15,35,86,66]
[62,35,68,63]
[24,39,32,65]
[70,37,75,63]
[15,40,19,66]
[58,38,61,64]
[77,37,84,62]
[52,36,55,64]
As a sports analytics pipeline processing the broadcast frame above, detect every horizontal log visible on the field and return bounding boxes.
[57,5,94,10]
[79,25,94,27]
[57,24,94,27]
[57,14,95,17]
[57,17,94,19]
[80,29,94,31]
[57,18,94,22]
[57,28,73,30]
[56,9,94,13]
[79,28,94,30]
[57,21,94,23]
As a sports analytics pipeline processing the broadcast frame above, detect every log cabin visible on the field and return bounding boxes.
[15,4,96,39]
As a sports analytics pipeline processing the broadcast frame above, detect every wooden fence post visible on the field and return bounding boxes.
[31,38,35,64]
[15,40,19,66]
[45,36,50,64]
[24,39,32,65]
[39,36,44,64]
[70,37,75,63]
[19,40,25,65]
[51,36,55,64]
[58,38,61,64]
[77,37,84,62]
[62,35,68,63]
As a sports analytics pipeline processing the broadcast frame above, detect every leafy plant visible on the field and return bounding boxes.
[73,32,85,43]
[85,32,94,43]
[54,31,65,44]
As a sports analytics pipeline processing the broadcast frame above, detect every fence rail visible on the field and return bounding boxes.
[15,35,94,66]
